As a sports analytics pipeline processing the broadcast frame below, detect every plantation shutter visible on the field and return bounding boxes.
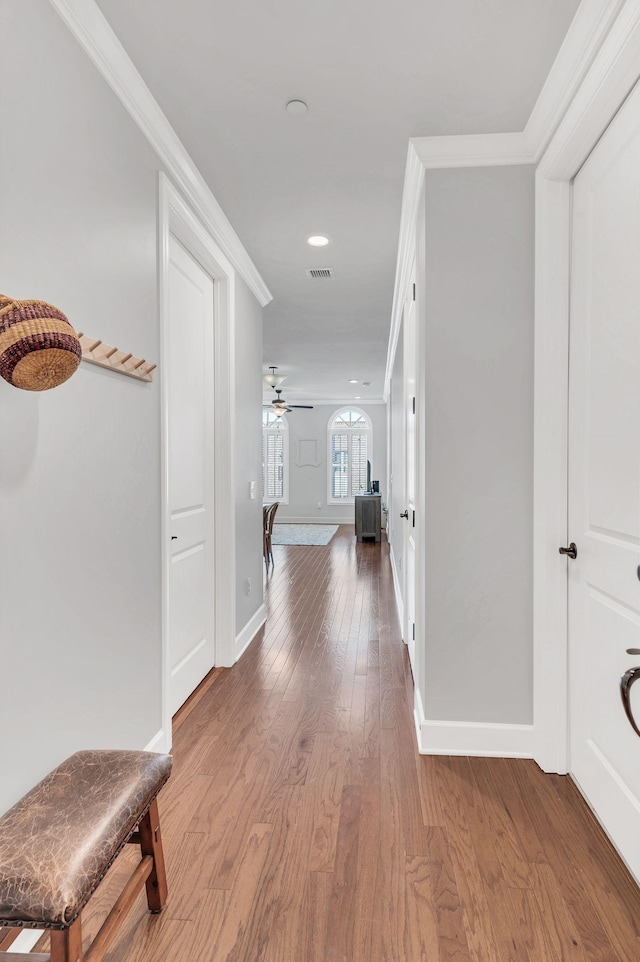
[350,434,368,495]
[263,431,284,499]
[331,433,349,499]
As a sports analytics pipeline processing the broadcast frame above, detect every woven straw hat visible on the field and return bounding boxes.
[0,294,81,391]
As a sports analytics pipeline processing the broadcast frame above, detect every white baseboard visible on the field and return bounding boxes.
[144,729,169,754]
[235,603,267,661]
[13,930,43,952]
[389,544,404,638]
[414,686,426,746]
[414,693,534,757]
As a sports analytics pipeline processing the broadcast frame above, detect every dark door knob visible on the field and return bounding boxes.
[559,542,577,559]
[400,510,409,519]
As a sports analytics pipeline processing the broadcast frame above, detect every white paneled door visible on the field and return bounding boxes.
[167,235,215,716]
[404,283,417,674]
[568,79,640,881]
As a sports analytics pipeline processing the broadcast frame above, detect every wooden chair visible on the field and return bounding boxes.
[262,505,269,567]
[264,501,279,568]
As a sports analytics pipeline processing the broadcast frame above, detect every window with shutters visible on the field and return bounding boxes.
[327,408,372,504]
[262,410,289,503]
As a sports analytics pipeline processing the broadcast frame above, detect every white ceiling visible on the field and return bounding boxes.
[96,0,581,402]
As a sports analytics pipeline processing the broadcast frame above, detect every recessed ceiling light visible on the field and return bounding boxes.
[354,396,362,399]
[348,379,358,384]
[286,100,308,115]
[307,235,329,247]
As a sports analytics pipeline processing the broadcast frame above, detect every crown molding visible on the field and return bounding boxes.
[384,0,632,395]
[411,132,533,170]
[524,0,627,159]
[48,0,272,308]
[538,0,640,180]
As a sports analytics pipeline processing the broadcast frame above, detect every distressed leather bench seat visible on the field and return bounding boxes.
[0,750,171,962]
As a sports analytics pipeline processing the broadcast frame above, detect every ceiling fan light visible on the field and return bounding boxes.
[264,373,286,388]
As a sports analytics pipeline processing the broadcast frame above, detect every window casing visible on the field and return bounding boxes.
[327,408,372,504]
[262,411,289,503]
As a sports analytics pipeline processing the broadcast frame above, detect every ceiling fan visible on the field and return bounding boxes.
[264,366,313,415]
[270,387,314,414]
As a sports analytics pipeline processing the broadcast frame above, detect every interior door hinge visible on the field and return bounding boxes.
[412,509,415,527]
[412,396,415,415]
[412,283,416,301]
[412,622,415,641]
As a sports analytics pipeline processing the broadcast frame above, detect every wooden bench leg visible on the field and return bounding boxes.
[138,799,168,912]
[50,917,83,962]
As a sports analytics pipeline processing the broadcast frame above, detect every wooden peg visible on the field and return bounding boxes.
[78,333,155,383]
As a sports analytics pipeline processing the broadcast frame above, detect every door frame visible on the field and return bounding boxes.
[158,173,236,752]
[533,8,640,774]
[403,262,417,673]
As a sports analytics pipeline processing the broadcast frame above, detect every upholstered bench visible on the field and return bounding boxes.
[0,749,171,962]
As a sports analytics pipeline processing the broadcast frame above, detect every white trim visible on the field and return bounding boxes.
[144,729,168,753]
[12,931,43,953]
[418,721,534,759]
[414,686,426,747]
[235,603,267,661]
[384,144,423,400]
[537,1,640,182]
[389,543,404,639]
[48,0,271,308]
[414,704,535,759]
[159,174,237,751]
[533,0,640,774]
[412,131,532,169]
[524,0,628,159]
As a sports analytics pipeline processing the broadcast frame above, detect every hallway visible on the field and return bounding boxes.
[72,527,640,961]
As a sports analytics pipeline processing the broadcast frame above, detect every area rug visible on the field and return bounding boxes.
[271,523,339,546]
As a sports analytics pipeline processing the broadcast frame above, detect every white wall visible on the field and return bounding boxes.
[0,0,263,814]
[420,165,534,725]
[273,403,387,524]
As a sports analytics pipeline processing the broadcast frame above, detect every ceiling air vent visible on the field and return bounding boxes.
[305,268,334,279]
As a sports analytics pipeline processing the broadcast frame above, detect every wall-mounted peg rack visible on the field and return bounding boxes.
[77,333,156,383]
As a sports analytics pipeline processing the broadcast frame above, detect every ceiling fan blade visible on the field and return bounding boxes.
[288,404,314,409]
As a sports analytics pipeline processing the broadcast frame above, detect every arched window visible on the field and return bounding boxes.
[328,408,372,503]
[262,410,289,502]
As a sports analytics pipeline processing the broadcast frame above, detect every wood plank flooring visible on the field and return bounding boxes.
[46,526,640,960]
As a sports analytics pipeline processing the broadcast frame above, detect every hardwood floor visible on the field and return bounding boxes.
[50,526,640,960]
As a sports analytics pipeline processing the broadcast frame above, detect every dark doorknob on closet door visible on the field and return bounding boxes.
[559,542,577,559]
[400,510,409,519]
